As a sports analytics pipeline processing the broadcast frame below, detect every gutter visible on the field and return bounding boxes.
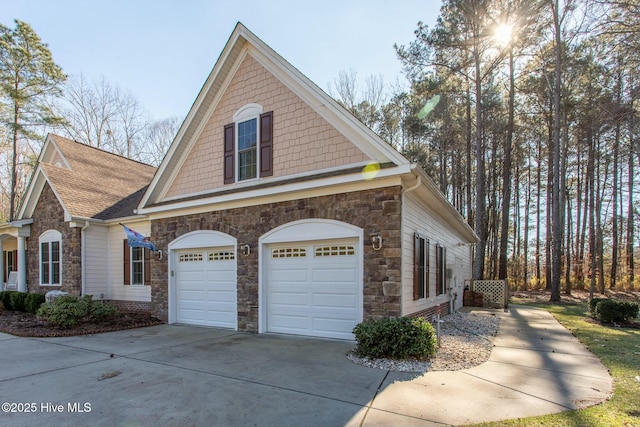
[80,221,90,295]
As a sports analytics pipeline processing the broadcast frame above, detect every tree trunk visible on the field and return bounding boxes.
[499,48,515,280]
[9,99,19,222]
[610,58,622,289]
[473,42,487,280]
[523,149,532,290]
[627,121,635,287]
[536,138,542,286]
[550,0,563,302]
[588,126,596,299]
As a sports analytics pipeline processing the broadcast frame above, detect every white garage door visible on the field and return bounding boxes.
[175,247,237,329]
[265,240,360,340]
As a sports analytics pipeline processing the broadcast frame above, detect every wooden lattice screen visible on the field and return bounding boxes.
[470,280,509,309]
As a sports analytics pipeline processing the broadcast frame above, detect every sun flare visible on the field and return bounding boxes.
[494,23,514,46]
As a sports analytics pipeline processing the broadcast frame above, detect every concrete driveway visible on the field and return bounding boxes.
[0,306,612,427]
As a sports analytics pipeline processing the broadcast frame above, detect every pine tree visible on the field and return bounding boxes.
[0,20,66,220]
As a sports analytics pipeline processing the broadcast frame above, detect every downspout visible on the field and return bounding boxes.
[81,221,90,295]
[404,174,422,195]
[400,172,421,317]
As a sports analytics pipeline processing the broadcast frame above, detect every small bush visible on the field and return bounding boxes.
[353,316,437,360]
[595,299,639,323]
[24,293,46,314]
[37,295,118,328]
[9,291,26,312]
[589,298,608,314]
[86,298,118,321]
[0,291,13,310]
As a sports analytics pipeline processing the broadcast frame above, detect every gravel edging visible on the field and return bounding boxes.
[347,310,501,372]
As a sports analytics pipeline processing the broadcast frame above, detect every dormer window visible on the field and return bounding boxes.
[224,104,273,184]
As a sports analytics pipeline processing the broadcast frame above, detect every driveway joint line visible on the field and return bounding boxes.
[359,369,390,427]
[482,358,608,380]
[459,370,575,410]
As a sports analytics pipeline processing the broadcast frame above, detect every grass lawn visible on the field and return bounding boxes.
[466,299,640,427]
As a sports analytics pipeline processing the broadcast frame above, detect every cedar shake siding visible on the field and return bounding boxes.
[165,54,368,199]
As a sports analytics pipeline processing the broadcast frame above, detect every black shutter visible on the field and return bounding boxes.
[123,240,130,285]
[436,244,442,296]
[223,123,235,184]
[413,233,421,300]
[259,111,273,177]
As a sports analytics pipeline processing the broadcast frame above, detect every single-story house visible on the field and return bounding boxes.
[0,23,477,340]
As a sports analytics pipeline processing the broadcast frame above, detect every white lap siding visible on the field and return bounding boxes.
[402,191,473,316]
[83,225,109,298]
[108,222,151,303]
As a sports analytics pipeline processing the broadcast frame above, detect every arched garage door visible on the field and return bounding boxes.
[264,238,361,340]
[170,231,237,329]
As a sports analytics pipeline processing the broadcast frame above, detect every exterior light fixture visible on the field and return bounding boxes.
[241,244,251,257]
[370,233,382,251]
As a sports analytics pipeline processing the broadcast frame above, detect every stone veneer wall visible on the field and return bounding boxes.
[26,183,82,295]
[150,186,403,331]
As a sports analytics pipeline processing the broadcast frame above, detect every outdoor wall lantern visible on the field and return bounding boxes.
[241,244,251,257]
[370,232,383,251]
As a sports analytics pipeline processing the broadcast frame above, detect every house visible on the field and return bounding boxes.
[0,134,157,309]
[0,23,477,340]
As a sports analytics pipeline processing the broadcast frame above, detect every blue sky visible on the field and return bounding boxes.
[1,1,440,120]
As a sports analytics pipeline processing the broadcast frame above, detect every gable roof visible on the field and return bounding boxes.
[18,134,157,221]
[139,22,409,209]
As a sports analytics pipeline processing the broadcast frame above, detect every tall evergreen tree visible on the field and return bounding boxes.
[0,20,66,220]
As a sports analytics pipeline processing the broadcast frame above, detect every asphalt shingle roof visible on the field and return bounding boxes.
[42,135,157,220]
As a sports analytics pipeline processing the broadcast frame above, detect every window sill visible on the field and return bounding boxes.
[39,283,61,287]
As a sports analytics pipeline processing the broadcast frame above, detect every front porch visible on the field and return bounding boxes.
[0,219,32,292]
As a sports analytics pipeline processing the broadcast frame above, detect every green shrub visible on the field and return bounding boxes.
[24,293,46,314]
[9,291,26,312]
[0,291,13,310]
[589,298,608,314]
[37,295,118,328]
[595,299,639,323]
[353,316,438,360]
[86,297,117,321]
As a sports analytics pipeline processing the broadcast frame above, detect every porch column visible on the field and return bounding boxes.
[0,239,4,285]
[17,236,26,292]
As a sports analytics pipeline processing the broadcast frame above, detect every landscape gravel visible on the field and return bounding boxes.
[347,309,501,372]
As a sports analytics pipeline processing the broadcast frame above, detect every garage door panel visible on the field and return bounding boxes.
[312,268,357,282]
[175,247,237,329]
[179,289,205,300]
[266,239,360,340]
[269,291,308,306]
[312,293,357,308]
[205,290,236,302]
[269,314,309,330]
[269,268,308,283]
[205,270,235,282]
[180,270,206,281]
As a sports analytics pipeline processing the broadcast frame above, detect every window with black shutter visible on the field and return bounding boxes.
[413,233,429,300]
[223,105,273,184]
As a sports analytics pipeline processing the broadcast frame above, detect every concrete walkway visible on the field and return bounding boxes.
[0,306,612,426]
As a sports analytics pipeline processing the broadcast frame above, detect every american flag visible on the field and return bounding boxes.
[121,224,157,252]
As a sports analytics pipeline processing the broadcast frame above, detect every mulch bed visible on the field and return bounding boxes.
[0,310,164,337]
